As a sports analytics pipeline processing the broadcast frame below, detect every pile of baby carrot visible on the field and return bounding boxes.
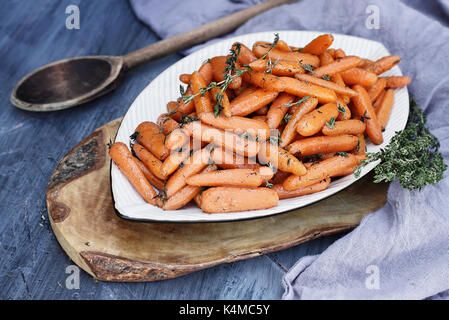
[110,33,411,214]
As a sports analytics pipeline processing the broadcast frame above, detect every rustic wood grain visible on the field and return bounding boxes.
[46,118,388,282]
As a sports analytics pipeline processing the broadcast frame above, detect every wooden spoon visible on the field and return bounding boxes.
[11,0,295,112]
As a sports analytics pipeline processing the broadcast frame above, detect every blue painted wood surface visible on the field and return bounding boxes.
[0,0,343,299]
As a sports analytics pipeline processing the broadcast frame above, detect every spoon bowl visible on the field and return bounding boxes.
[11,56,124,112]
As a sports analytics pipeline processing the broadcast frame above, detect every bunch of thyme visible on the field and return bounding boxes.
[356,98,446,190]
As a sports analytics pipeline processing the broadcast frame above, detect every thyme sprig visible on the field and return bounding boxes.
[355,98,446,190]
[282,96,310,108]
[261,33,280,60]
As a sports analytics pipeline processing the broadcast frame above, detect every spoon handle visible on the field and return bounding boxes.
[123,0,296,70]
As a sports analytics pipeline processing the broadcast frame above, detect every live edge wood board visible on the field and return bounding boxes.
[46,118,388,282]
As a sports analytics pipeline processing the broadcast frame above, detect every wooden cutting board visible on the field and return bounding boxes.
[46,118,388,282]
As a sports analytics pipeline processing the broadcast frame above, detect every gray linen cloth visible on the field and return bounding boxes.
[130,0,449,299]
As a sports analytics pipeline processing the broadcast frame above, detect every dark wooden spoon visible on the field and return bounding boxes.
[11,0,295,112]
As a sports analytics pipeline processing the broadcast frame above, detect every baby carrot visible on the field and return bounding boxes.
[340,68,378,87]
[296,103,339,136]
[301,34,334,55]
[283,154,357,190]
[354,134,366,155]
[275,39,292,52]
[232,42,257,65]
[157,114,179,135]
[230,88,279,116]
[294,73,358,97]
[210,86,232,117]
[187,168,267,187]
[252,41,320,66]
[177,62,213,86]
[135,121,170,161]
[334,49,346,59]
[273,178,330,199]
[364,55,401,75]
[376,88,395,130]
[367,77,387,102]
[258,141,307,176]
[210,147,260,170]
[164,148,211,198]
[110,142,157,204]
[191,71,213,115]
[384,76,411,88]
[266,93,295,129]
[161,165,217,210]
[200,187,279,213]
[351,85,383,145]
[322,119,366,136]
[210,56,242,89]
[132,143,166,180]
[336,99,351,121]
[242,70,287,91]
[279,97,319,147]
[281,77,337,104]
[286,135,359,156]
[312,56,362,77]
[248,59,305,77]
[198,111,270,140]
[133,156,165,190]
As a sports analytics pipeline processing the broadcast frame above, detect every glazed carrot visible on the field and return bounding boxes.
[198,111,270,140]
[165,126,191,151]
[191,71,213,115]
[279,97,318,147]
[200,187,279,213]
[275,39,292,52]
[157,114,179,135]
[367,77,387,102]
[132,143,166,180]
[296,103,339,136]
[286,135,359,156]
[270,170,291,185]
[230,88,279,116]
[210,147,260,170]
[340,68,378,87]
[210,86,232,117]
[233,83,254,97]
[283,154,357,190]
[358,58,374,68]
[281,77,337,104]
[133,156,165,191]
[258,141,307,176]
[187,168,268,187]
[294,73,358,97]
[354,134,366,155]
[164,148,211,198]
[232,42,257,65]
[252,115,267,122]
[352,85,383,144]
[334,154,368,176]
[110,142,157,204]
[210,56,242,89]
[312,56,362,77]
[319,51,351,104]
[254,105,269,115]
[248,59,305,77]
[135,121,170,161]
[384,76,411,88]
[372,89,386,111]
[273,178,330,199]
[252,41,320,66]
[179,74,190,84]
[161,145,191,177]
[364,55,401,75]
[167,88,195,122]
[376,89,395,130]
[322,119,366,136]
[334,49,346,59]
[336,99,351,121]
[161,165,217,210]
[326,48,336,57]
[301,34,334,55]
[177,62,214,86]
[242,70,287,91]
[266,93,295,129]
[319,50,334,66]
